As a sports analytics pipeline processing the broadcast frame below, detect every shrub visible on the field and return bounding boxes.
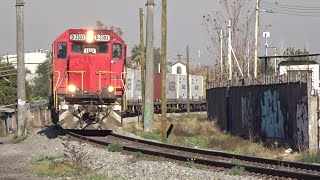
[229,165,245,176]
[133,151,144,159]
[11,134,28,144]
[62,141,87,166]
[107,143,123,152]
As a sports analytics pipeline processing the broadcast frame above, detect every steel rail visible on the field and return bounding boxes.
[110,132,320,172]
[60,128,320,179]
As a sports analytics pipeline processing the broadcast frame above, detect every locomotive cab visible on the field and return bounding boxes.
[50,29,126,129]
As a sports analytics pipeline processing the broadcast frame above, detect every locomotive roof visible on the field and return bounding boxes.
[54,29,125,43]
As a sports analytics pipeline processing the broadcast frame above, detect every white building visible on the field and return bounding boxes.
[171,62,187,75]
[0,49,49,73]
[279,60,319,90]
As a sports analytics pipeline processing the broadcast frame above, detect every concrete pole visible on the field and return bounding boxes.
[161,0,167,141]
[254,0,260,78]
[248,42,250,77]
[139,8,145,125]
[228,19,232,80]
[220,28,223,81]
[186,46,190,115]
[144,0,155,131]
[274,48,277,75]
[16,0,27,136]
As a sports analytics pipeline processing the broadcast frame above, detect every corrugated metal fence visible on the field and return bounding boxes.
[207,73,318,152]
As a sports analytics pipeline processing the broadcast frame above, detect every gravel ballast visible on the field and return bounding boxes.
[0,127,263,180]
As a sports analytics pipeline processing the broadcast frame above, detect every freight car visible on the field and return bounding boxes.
[124,68,206,115]
[49,29,126,129]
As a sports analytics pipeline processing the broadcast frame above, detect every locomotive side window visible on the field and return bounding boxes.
[112,43,122,59]
[57,42,67,58]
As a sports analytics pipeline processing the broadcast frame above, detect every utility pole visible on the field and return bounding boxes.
[139,8,145,125]
[254,0,260,78]
[161,0,167,141]
[144,0,155,131]
[186,45,190,115]
[228,19,232,80]
[247,42,250,77]
[220,28,223,81]
[274,47,277,75]
[16,0,26,136]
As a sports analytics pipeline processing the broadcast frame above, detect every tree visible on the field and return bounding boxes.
[0,64,17,105]
[95,20,124,38]
[283,47,311,61]
[130,45,161,70]
[27,59,52,100]
[202,0,255,79]
[131,45,141,69]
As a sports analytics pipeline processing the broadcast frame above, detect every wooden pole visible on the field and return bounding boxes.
[139,8,145,125]
[186,45,190,115]
[161,0,167,141]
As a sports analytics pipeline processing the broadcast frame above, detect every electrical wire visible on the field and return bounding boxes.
[262,1,320,10]
[260,1,320,17]
[261,3,320,14]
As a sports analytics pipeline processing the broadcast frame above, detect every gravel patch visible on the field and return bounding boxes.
[0,126,263,180]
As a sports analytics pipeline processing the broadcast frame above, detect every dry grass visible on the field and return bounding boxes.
[122,114,313,162]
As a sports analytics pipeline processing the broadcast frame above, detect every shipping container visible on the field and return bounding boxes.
[133,69,142,98]
[125,68,134,100]
[177,74,187,99]
[190,75,203,100]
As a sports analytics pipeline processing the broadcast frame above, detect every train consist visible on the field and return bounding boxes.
[50,29,126,129]
[49,28,206,129]
[125,68,206,114]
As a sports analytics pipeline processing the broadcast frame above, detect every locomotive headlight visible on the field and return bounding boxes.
[107,85,115,93]
[68,84,77,93]
[86,30,94,43]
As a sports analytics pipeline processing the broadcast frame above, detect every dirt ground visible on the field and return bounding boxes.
[0,128,59,180]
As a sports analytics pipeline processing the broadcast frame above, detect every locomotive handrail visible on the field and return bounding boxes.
[54,71,61,92]
[67,70,85,90]
[96,71,117,91]
[121,72,127,89]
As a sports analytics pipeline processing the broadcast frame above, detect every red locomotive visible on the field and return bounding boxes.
[50,29,126,129]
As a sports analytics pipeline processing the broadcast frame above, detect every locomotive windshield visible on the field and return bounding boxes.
[71,42,108,54]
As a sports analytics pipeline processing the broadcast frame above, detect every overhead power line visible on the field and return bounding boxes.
[262,1,320,10]
[261,3,320,14]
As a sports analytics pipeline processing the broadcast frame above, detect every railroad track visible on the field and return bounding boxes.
[59,127,320,180]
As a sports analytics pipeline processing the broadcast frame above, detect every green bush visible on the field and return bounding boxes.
[107,143,123,152]
[229,165,245,175]
[133,151,144,159]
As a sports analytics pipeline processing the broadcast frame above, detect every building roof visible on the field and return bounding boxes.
[279,60,318,66]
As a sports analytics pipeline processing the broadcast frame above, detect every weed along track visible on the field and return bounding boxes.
[59,127,320,180]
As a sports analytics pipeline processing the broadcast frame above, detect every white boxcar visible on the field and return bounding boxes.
[190,75,204,100]
[166,73,178,100]
[177,74,187,99]
[133,69,142,98]
[125,68,134,100]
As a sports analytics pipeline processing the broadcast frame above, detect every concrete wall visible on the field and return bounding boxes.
[207,74,318,152]
[0,100,51,135]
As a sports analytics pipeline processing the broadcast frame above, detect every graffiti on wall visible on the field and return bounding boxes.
[261,90,284,139]
[241,96,253,131]
[296,96,309,149]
